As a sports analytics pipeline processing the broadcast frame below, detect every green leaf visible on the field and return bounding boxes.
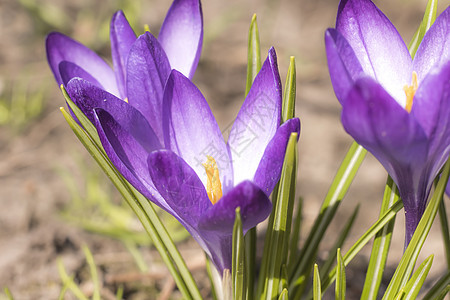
[282,56,296,123]
[289,142,366,296]
[400,255,434,300]
[60,107,201,300]
[278,289,289,300]
[287,197,303,266]
[335,249,346,300]
[244,228,256,300]
[205,256,219,300]
[438,199,450,269]
[422,270,450,300]
[245,14,262,97]
[408,0,438,58]
[382,157,450,299]
[319,205,359,282]
[313,264,321,300]
[232,208,246,300]
[3,287,13,300]
[260,133,298,299]
[361,176,399,300]
[57,258,89,300]
[320,200,404,294]
[82,245,100,300]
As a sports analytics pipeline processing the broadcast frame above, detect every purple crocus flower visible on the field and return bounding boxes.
[65,48,300,273]
[46,0,203,135]
[325,0,450,245]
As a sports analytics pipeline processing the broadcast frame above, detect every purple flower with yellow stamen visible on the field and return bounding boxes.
[46,0,203,131]
[65,48,300,272]
[325,0,450,245]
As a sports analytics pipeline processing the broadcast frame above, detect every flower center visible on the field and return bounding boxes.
[403,71,418,113]
[203,156,223,204]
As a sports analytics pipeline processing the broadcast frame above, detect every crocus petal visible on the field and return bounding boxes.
[341,77,428,185]
[126,32,171,143]
[413,6,450,79]
[227,47,282,185]
[158,0,203,79]
[253,118,301,196]
[46,32,120,97]
[198,180,272,234]
[336,0,411,105]
[94,108,167,210]
[110,10,137,99]
[163,70,233,191]
[147,149,212,227]
[325,29,364,103]
[412,61,450,183]
[66,77,123,124]
[59,61,102,89]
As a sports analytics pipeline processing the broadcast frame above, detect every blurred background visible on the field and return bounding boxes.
[0,0,448,298]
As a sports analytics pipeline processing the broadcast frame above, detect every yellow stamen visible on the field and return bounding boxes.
[144,24,151,33]
[403,71,418,113]
[203,156,223,204]
[124,97,129,103]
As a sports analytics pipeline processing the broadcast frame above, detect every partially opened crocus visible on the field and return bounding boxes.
[325,0,450,245]
[46,0,203,138]
[67,48,300,272]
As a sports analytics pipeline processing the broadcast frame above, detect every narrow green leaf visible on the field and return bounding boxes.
[278,289,289,300]
[313,264,321,300]
[261,133,298,299]
[438,199,450,269]
[205,255,219,300]
[335,249,346,300]
[3,287,13,300]
[282,56,296,123]
[232,207,245,300]
[244,228,256,300]
[61,85,102,147]
[280,264,289,294]
[422,270,450,300]
[82,245,101,300]
[115,285,124,300]
[361,176,399,300]
[320,200,404,294]
[60,108,201,300]
[408,0,438,58]
[319,205,359,281]
[394,289,405,300]
[401,255,434,300]
[57,258,89,300]
[289,142,366,295]
[382,157,450,299]
[287,197,303,266]
[245,14,262,97]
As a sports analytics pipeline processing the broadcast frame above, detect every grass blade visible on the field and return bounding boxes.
[82,245,101,300]
[361,176,399,300]
[282,56,296,123]
[335,248,346,300]
[260,133,298,299]
[232,208,246,300]
[319,205,359,281]
[408,0,438,58]
[422,270,450,300]
[245,14,262,97]
[320,200,404,294]
[438,199,450,269]
[287,197,303,266]
[313,264,321,300]
[289,142,366,296]
[401,255,434,300]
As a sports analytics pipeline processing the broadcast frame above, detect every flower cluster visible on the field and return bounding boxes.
[46,0,300,272]
[325,0,450,244]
